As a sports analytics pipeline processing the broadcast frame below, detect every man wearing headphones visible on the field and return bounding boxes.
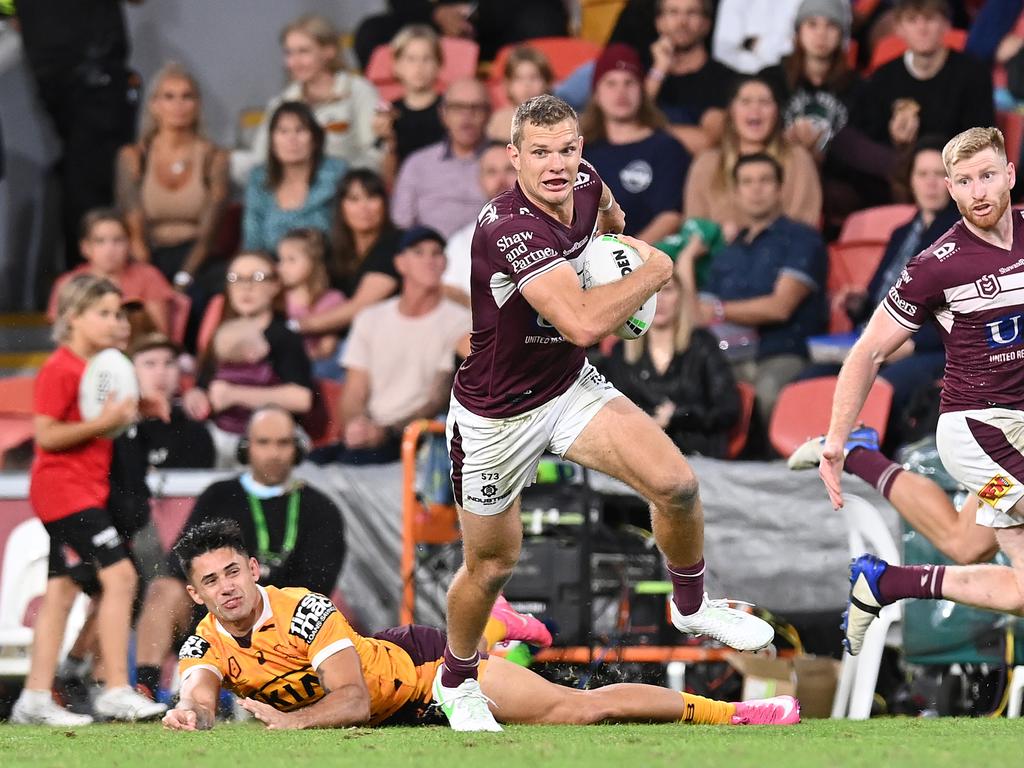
[133,406,347,701]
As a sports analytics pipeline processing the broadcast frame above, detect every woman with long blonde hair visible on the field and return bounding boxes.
[115,62,229,287]
[683,76,821,240]
[601,265,741,458]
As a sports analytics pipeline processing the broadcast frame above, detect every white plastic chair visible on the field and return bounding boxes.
[831,494,902,719]
[0,519,88,677]
[1008,667,1024,718]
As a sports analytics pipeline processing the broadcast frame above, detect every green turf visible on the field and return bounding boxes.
[0,719,1021,768]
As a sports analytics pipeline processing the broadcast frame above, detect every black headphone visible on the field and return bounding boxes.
[236,406,311,467]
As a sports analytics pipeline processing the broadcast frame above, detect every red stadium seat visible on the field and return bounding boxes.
[167,291,191,347]
[0,417,33,469]
[488,37,601,108]
[314,377,345,447]
[768,376,893,458]
[830,241,887,293]
[196,293,226,356]
[827,240,887,333]
[867,29,967,74]
[838,205,915,243]
[0,377,35,467]
[366,37,479,102]
[726,381,755,459]
[0,376,35,417]
[997,110,1024,165]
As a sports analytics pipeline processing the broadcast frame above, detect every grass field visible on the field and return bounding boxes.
[1,719,1021,768]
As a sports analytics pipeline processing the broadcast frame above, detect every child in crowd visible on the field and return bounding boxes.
[12,274,166,726]
[209,317,276,437]
[487,45,554,143]
[131,333,215,469]
[48,209,176,336]
[277,228,346,380]
[373,24,446,183]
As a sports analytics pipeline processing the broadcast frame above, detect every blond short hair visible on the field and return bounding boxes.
[511,94,578,149]
[52,274,122,343]
[391,24,443,65]
[942,127,1007,174]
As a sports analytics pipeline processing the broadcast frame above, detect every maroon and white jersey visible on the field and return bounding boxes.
[453,160,604,418]
[883,211,1024,413]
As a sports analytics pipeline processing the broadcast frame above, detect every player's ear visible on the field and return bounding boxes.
[508,142,521,171]
[185,583,205,606]
[249,556,261,581]
[1008,161,1016,189]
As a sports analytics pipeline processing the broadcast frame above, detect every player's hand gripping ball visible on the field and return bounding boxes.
[580,234,657,339]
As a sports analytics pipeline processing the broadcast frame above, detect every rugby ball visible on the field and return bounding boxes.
[581,234,657,340]
[78,347,140,438]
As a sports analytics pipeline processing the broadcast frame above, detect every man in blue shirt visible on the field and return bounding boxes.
[691,152,827,428]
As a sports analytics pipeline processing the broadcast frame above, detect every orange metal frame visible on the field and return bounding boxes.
[399,420,753,666]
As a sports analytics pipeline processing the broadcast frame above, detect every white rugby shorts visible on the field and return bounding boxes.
[936,407,1024,527]
[446,361,621,515]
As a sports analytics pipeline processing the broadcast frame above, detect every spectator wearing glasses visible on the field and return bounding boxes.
[391,78,491,239]
[184,252,314,466]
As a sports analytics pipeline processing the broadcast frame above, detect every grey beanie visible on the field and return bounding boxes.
[795,0,852,40]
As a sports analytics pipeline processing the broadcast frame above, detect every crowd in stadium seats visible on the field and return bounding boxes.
[6,0,1024,723]
[17,0,1024,462]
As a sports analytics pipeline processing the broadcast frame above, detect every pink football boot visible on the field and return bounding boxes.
[731,696,801,725]
[491,595,553,648]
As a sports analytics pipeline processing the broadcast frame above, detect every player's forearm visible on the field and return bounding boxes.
[826,343,883,446]
[575,260,672,346]
[290,686,370,729]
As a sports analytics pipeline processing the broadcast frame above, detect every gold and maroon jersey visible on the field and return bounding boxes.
[178,586,436,724]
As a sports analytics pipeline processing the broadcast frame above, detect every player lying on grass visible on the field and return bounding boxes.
[163,519,800,731]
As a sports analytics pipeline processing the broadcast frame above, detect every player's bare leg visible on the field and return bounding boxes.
[940,523,1024,611]
[565,398,702,566]
[886,482,997,565]
[845,508,1024,655]
[435,502,523,731]
[446,502,523,661]
[564,396,773,650]
[790,436,998,563]
[478,656,799,725]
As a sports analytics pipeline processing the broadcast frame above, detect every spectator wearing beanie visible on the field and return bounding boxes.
[581,44,690,244]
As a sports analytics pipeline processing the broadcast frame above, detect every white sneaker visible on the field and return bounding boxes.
[10,691,93,726]
[671,594,774,651]
[432,667,502,732]
[787,426,880,471]
[93,686,168,721]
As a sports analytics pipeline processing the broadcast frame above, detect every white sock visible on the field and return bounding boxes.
[20,689,53,706]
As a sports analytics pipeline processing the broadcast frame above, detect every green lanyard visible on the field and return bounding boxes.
[246,489,300,568]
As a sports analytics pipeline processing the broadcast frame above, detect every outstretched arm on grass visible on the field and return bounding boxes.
[163,668,220,731]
